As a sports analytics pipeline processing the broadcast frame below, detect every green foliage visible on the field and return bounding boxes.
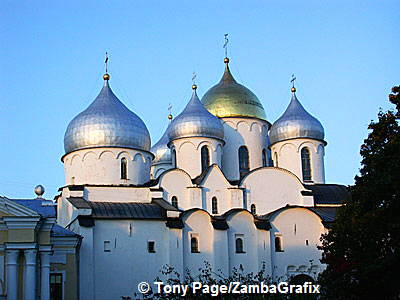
[130,262,316,300]
[318,86,400,299]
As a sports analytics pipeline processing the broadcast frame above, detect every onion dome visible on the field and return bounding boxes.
[269,88,325,145]
[201,58,266,120]
[168,85,224,142]
[151,124,172,165]
[64,74,151,154]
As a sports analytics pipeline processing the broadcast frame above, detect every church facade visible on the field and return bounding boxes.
[1,56,347,300]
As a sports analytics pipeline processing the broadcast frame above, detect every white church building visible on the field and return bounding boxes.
[0,56,347,300]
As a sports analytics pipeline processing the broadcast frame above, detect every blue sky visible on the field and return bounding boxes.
[1,1,398,199]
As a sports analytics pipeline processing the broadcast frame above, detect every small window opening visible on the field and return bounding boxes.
[275,236,283,252]
[121,158,128,179]
[191,236,199,253]
[201,146,210,172]
[250,204,256,215]
[301,147,312,181]
[212,197,218,214]
[148,241,156,253]
[104,241,111,252]
[171,196,178,208]
[235,237,245,253]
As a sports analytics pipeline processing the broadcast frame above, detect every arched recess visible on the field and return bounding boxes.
[98,150,115,160]
[70,154,81,166]
[133,152,145,163]
[82,151,97,162]
[250,122,262,133]
[116,151,133,160]
[297,141,317,153]
[237,120,251,133]
[178,140,196,152]
[278,142,296,156]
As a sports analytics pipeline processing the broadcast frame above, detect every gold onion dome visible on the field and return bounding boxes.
[201,58,266,120]
[168,87,224,142]
[64,76,151,155]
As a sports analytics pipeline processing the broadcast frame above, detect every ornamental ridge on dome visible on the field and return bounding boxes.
[201,57,267,121]
[63,72,151,155]
[269,85,325,145]
[168,84,224,142]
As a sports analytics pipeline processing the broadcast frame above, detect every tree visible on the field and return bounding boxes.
[318,86,400,299]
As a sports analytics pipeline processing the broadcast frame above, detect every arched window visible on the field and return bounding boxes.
[275,236,283,252]
[238,146,249,178]
[262,149,267,167]
[250,204,256,215]
[171,196,178,208]
[201,146,210,173]
[301,147,312,181]
[120,158,128,179]
[191,237,199,253]
[235,237,244,253]
[274,152,278,167]
[212,197,218,214]
[172,149,177,168]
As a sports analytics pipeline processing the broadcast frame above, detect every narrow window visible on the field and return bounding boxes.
[274,152,278,167]
[301,147,312,181]
[212,197,218,214]
[201,146,210,173]
[275,236,283,252]
[171,196,178,208]
[238,146,249,178]
[250,204,256,215]
[120,158,128,179]
[104,241,111,252]
[262,149,267,167]
[50,273,63,300]
[148,241,156,253]
[172,149,177,168]
[305,240,309,246]
[191,237,199,253]
[235,237,244,253]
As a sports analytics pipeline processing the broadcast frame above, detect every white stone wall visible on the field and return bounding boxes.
[270,139,326,184]
[220,118,270,181]
[63,147,153,186]
[269,207,325,280]
[225,211,261,275]
[71,206,325,299]
[170,137,223,178]
[241,168,314,215]
[158,169,194,210]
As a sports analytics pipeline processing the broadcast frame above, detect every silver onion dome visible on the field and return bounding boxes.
[269,91,325,145]
[64,76,151,154]
[168,86,224,142]
[151,124,172,164]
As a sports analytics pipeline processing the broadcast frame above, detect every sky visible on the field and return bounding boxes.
[0,0,399,199]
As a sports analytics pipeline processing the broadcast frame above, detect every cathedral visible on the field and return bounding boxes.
[0,56,347,300]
